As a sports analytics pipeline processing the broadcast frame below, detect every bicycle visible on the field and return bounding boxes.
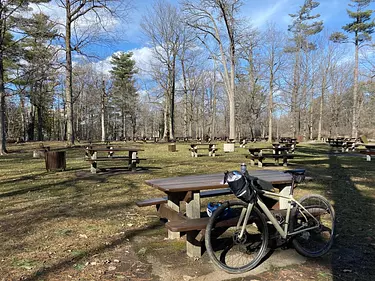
[205,169,335,274]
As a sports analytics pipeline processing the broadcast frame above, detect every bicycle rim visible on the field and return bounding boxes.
[292,194,335,257]
[205,201,268,273]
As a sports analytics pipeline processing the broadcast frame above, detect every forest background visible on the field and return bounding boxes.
[1,0,375,155]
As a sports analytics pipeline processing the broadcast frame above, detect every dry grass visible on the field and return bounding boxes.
[0,141,374,280]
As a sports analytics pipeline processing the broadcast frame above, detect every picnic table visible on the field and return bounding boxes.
[189,143,218,157]
[247,146,293,167]
[360,143,375,161]
[85,146,145,173]
[141,170,294,258]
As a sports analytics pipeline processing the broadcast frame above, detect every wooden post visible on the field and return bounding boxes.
[186,191,201,257]
[167,194,181,239]
[130,151,137,171]
[90,151,97,173]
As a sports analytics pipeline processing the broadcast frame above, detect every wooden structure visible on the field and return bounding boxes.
[45,151,66,171]
[138,170,293,258]
[85,147,145,173]
[168,143,176,152]
[189,143,218,157]
[360,144,375,161]
[247,146,294,167]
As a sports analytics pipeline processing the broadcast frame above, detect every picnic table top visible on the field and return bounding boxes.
[249,147,290,152]
[190,143,216,146]
[145,170,292,193]
[86,147,144,152]
[364,144,375,148]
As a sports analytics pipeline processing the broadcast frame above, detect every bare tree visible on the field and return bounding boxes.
[183,0,241,140]
[56,0,130,145]
[262,24,286,142]
[141,0,184,141]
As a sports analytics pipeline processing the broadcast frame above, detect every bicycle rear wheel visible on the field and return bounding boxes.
[205,200,268,273]
[292,194,335,257]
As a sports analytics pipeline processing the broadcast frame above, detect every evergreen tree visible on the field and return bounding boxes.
[19,13,58,141]
[286,0,323,138]
[330,0,375,138]
[110,52,138,139]
[0,0,49,154]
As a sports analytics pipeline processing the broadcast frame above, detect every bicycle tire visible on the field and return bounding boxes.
[205,200,268,273]
[292,194,335,258]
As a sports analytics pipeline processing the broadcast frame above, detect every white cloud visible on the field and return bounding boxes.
[249,0,290,28]
[91,47,158,78]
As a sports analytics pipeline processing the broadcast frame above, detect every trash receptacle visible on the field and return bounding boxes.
[45,151,66,171]
[168,143,176,152]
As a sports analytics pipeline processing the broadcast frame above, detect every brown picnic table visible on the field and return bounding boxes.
[143,170,293,258]
[189,143,218,157]
[85,147,145,173]
[360,143,375,161]
[247,146,293,167]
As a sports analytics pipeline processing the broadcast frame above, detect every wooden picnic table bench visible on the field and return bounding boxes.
[189,143,218,157]
[139,170,294,258]
[359,144,375,161]
[85,146,145,173]
[247,147,294,167]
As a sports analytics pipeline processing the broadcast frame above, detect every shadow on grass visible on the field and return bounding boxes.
[328,155,375,281]
[23,222,163,281]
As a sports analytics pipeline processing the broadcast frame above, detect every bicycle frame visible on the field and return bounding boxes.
[237,189,321,240]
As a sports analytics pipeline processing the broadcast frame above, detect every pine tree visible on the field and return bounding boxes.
[330,0,374,138]
[110,52,138,139]
[19,13,58,141]
[286,0,323,139]
[0,0,49,154]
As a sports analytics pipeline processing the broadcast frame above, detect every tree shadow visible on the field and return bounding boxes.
[22,222,164,281]
[327,155,375,281]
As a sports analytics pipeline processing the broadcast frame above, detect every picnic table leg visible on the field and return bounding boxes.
[167,194,181,239]
[250,157,255,166]
[282,156,288,166]
[186,191,202,257]
[258,158,263,167]
[366,154,371,161]
[90,151,97,173]
[129,151,137,171]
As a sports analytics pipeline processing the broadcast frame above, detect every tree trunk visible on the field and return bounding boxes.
[169,62,175,140]
[0,18,6,154]
[291,51,300,138]
[317,74,326,140]
[163,96,170,141]
[101,80,106,142]
[352,42,359,138]
[65,10,74,145]
[37,105,43,141]
[268,71,274,143]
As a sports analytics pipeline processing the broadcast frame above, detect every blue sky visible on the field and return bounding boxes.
[99,0,350,59]
[33,0,370,72]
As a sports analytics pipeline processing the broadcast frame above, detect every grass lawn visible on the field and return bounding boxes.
[0,141,374,281]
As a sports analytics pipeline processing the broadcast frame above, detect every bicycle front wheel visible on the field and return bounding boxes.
[205,200,268,273]
[292,194,335,258]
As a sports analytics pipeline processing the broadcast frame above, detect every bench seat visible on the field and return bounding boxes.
[247,154,294,167]
[166,216,240,232]
[189,147,219,157]
[85,156,147,162]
